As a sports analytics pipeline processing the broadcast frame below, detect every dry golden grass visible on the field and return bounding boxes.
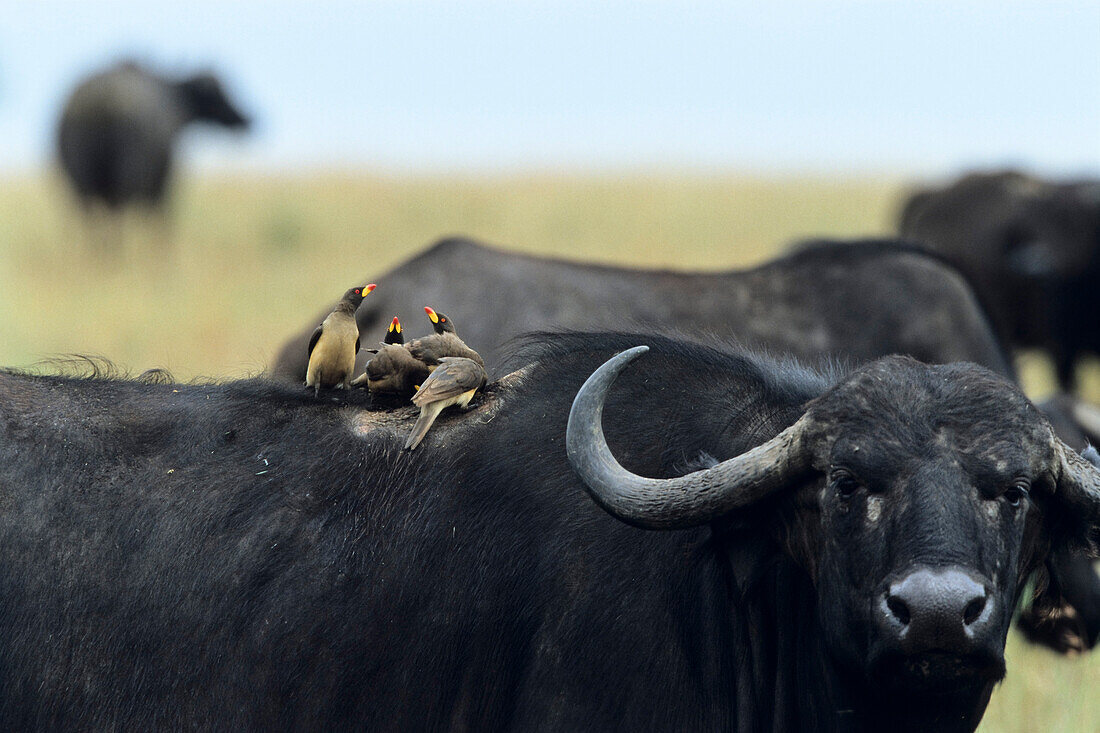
[0,172,1095,730]
[0,172,902,378]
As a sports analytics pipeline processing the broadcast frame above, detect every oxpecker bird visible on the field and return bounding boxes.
[382,315,403,345]
[406,307,484,368]
[403,356,487,450]
[353,317,431,395]
[305,284,375,396]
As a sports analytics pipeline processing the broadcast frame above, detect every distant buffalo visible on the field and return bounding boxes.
[57,61,250,214]
[273,237,1012,380]
[900,170,1100,391]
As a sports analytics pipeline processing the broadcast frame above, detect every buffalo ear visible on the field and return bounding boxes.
[1019,442,1100,654]
[1072,446,1100,551]
[1050,441,1100,554]
[707,474,823,583]
[715,474,824,582]
[1016,547,1100,654]
[776,477,825,581]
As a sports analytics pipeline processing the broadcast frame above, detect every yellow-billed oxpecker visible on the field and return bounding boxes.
[382,315,403,345]
[354,317,431,395]
[406,306,484,369]
[402,356,487,450]
[305,284,375,395]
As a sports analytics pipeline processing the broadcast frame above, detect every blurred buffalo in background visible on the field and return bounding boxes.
[57,60,250,239]
[274,237,1012,380]
[900,170,1100,391]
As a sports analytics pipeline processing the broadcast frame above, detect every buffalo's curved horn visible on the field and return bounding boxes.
[566,346,815,530]
[1053,437,1100,528]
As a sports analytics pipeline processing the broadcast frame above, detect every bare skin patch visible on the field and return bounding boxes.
[866,495,883,524]
[345,366,532,440]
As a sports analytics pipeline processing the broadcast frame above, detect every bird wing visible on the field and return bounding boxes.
[405,334,449,364]
[404,336,430,362]
[410,358,485,405]
[365,349,394,379]
[306,324,323,358]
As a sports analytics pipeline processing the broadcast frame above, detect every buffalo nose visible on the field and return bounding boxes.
[881,568,993,649]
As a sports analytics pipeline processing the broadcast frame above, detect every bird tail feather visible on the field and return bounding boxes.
[403,402,445,450]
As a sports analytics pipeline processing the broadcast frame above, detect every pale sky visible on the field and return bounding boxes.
[1,1,1098,175]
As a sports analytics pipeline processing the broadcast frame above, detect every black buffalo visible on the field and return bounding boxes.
[57,60,250,213]
[273,237,1013,379]
[900,170,1100,390]
[0,333,1096,731]
[563,338,1100,731]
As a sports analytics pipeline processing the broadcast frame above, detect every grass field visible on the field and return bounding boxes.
[0,172,1096,730]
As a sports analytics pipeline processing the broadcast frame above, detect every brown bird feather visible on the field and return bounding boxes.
[305,284,374,396]
[363,344,431,395]
[405,307,484,368]
[403,356,487,450]
[352,316,428,393]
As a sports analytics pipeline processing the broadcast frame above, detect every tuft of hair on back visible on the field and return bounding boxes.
[34,354,123,380]
[136,368,176,385]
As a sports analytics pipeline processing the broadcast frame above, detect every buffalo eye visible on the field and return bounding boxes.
[830,468,861,498]
[1003,479,1030,508]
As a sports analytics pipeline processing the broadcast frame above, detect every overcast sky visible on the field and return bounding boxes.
[1,1,1097,176]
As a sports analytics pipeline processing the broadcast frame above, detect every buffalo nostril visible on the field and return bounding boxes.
[886,594,911,625]
[963,596,986,626]
[886,568,993,649]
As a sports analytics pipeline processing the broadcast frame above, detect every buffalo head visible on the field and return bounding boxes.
[175,73,250,129]
[567,346,1100,730]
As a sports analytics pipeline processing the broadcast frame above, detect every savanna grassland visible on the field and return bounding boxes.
[0,172,1096,731]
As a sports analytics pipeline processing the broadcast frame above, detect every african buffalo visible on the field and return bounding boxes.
[900,170,1100,391]
[0,333,1095,731]
[565,337,1100,731]
[273,237,1013,379]
[57,60,250,214]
